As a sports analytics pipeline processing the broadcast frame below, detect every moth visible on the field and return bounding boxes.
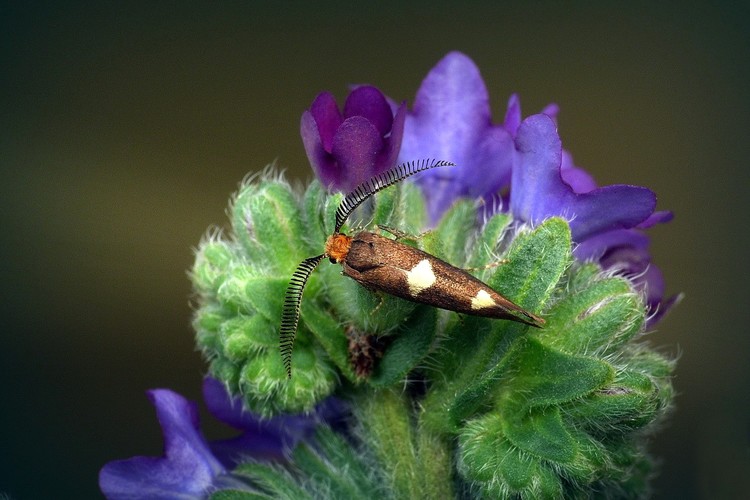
[280,159,544,378]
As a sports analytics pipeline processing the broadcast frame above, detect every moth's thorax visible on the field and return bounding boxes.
[325,233,352,263]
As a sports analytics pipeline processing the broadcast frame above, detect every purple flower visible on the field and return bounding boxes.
[99,389,228,499]
[301,85,406,192]
[100,378,345,499]
[396,51,516,222]
[511,114,657,242]
[512,114,677,321]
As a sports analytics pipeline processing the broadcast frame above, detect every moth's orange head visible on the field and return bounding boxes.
[325,233,352,263]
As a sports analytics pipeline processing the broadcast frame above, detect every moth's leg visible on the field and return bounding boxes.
[377,224,432,241]
[347,223,368,234]
[463,259,509,273]
[370,290,386,315]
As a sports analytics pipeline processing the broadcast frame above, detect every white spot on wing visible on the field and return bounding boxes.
[405,259,436,296]
[471,289,496,310]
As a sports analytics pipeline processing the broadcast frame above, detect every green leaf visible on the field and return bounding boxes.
[356,387,455,498]
[486,217,571,312]
[194,304,230,352]
[502,405,575,463]
[243,277,287,323]
[235,463,313,500]
[602,438,653,496]
[466,212,512,270]
[423,199,477,265]
[301,180,328,250]
[192,239,236,297]
[457,414,508,482]
[300,299,357,381]
[460,408,608,495]
[559,427,609,483]
[496,438,536,490]
[239,340,336,417]
[458,413,564,499]
[566,262,601,291]
[427,315,493,381]
[369,306,437,387]
[355,389,420,500]
[219,314,275,361]
[537,275,644,355]
[624,347,676,379]
[414,422,455,499]
[393,182,427,234]
[323,191,344,235]
[307,427,378,488]
[505,337,614,408]
[372,180,399,227]
[563,368,663,433]
[232,181,306,272]
[208,355,241,392]
[230,182,263,262]
[216,265,257,314]
[292,427,382,500]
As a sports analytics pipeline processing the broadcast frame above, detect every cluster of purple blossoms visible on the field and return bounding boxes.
[303,51,677,325]
[100,51,676,498]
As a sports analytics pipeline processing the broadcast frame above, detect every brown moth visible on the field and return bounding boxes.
[280,159,544,378]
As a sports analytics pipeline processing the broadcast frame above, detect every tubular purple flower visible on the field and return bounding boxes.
[301,85,406,192]
[99,389,226,499]
[397,51,516,223]
[511,114,658,242]
[511,114,676,321]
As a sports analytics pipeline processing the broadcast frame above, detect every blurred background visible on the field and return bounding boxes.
[1,2,748,498]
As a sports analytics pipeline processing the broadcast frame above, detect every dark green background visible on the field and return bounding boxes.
[2,2,748,498]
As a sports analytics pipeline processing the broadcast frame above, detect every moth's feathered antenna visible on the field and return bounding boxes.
[334,159,455,233]
[280,254,325,378]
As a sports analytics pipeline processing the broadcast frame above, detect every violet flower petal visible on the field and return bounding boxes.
[344,85,393,137]
[503,94,522,137]
[302,87,405,192]
[398,51,514,222]
[381,102,406,174]
[638,210,674,228]
[99,389,225,500]
[310,92,342,152]
[503,94,559,138]
[301,110,340,188]
[331,115,384,190]
[560,150,597,193]
[512,114,657,242]
[573,229,649,261]
[347,85,406,170]
[541,102,560,123]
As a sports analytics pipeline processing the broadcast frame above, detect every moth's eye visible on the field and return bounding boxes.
[329,257,337,264]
